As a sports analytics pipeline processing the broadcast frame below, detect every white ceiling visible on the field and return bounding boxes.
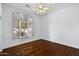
[5,3,79,14]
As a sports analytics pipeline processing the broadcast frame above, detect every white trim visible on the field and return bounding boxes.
[3,38,38,49]
[46,39,79,49]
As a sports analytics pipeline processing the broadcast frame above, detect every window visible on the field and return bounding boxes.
[13,12,32,39]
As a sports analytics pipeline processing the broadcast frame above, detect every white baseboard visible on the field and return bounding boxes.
[46,39,79,49]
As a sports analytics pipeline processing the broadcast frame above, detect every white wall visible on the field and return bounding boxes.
[2,3,79,49]
[39,4,79,40]
[0,3,2,51]
[2,4,41,49]
[47,5,79,48]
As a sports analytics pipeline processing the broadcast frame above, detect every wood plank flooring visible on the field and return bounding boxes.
[0,39,79,56]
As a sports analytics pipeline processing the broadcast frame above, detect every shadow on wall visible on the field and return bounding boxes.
[49,5,79,49]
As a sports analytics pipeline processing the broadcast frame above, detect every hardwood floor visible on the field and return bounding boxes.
[0,39,79,56]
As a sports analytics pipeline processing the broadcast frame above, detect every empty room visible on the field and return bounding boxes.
[0,3,79,56]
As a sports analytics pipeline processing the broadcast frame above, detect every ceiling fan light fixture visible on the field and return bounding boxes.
[34,3,49,16]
